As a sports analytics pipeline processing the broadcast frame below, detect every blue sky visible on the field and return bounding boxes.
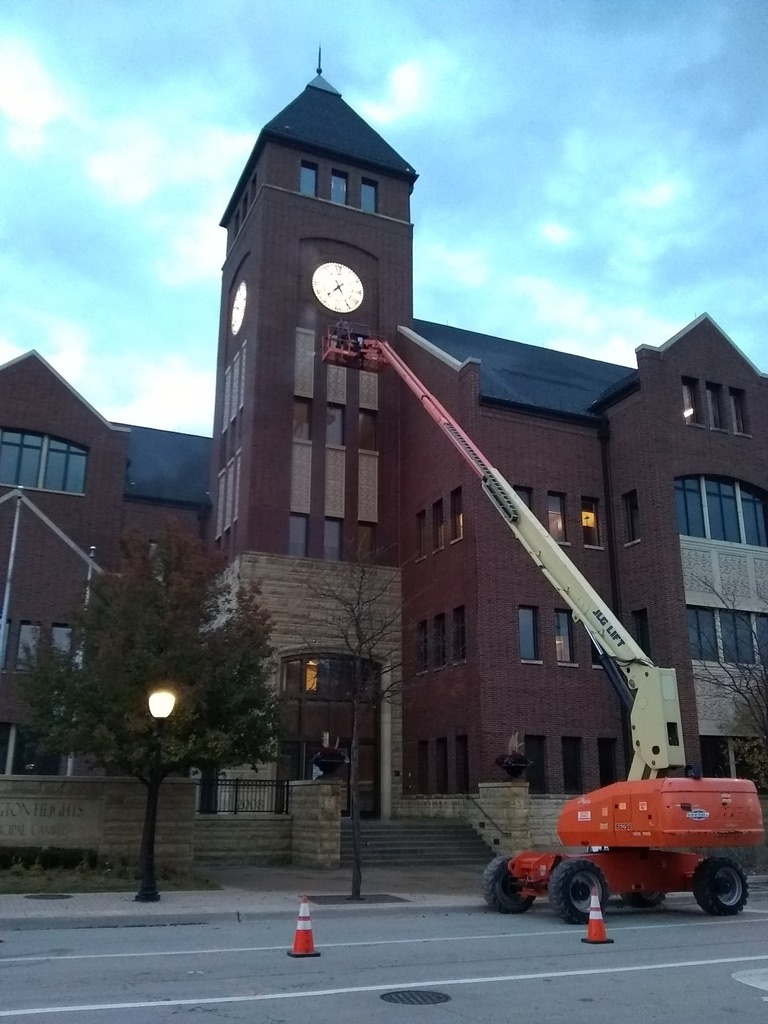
[1,0,766,435]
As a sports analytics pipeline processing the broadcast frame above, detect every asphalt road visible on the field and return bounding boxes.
[2,894,768,1022]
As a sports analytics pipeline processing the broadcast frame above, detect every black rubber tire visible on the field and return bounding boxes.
[549,858,610,925]
[481,854,535,914]
[692,856,748,916]
[620,891,666,909]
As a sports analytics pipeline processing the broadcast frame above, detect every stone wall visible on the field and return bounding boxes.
[0,776,196,869]
[193,815,291,864]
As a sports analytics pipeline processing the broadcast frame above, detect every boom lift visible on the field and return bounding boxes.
[323,322,765,923]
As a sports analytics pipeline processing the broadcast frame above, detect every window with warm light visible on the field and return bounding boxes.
[581,498,599,546]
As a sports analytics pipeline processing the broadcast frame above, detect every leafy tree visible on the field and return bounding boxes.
[20,521,280,892]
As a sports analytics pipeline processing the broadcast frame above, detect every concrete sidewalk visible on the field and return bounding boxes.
[2,864,766,934]
[0,863,486,932]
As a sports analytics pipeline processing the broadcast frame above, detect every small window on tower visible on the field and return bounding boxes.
[300,162,318,197]
[361,178,378,213]
[331,171,348,205]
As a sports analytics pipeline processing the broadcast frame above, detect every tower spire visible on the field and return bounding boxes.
[317,46,322,76]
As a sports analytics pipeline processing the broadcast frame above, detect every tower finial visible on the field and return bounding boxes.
[317,46,322,76]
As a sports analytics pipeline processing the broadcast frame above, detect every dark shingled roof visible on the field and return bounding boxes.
[411,319,637,419]
[121,424,212,506]
[221,76,417,224]
[263,76,417,178]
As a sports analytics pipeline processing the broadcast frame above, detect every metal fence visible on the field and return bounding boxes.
[197,778,290,815]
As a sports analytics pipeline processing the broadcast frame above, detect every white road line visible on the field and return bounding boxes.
[3,953,768,1017]
[2,913,767,964]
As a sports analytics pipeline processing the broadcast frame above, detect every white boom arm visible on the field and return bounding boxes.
[323,328,687,780]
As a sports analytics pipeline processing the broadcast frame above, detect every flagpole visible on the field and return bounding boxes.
[0,490,23,673]
[66,544,96,777]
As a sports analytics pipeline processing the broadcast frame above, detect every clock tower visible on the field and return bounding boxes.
[211,73,417,812]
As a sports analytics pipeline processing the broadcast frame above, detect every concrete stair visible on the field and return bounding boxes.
[340,818,492,867]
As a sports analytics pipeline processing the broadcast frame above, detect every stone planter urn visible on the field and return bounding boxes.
[494,754,532,780]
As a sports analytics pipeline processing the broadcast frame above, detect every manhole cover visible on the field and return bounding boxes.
[24,894,73,900]
[380,991,451,1005]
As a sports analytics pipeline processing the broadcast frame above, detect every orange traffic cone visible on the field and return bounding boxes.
[581,888,614,944]
[287,895,321,957]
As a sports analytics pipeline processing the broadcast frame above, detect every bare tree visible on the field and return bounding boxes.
[305,554,403,901]
[689,577,768,771]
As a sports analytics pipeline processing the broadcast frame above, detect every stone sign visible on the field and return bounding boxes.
[0,797,103,847]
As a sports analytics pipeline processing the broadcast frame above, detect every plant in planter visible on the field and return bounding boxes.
[311,733,348,778]
[494,732,532,779]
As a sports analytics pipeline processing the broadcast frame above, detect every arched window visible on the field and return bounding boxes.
[675,476,767,547]
[0,429,87,494]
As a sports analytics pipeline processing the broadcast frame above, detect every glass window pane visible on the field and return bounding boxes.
[289,514,308,557]
[450,487,463,541]
[359,410,377,450]
[547,493,566,541]
[293,399,312,440]
[324,518,342,560]
[330,171,347,204]
[326,405,345,446]
[706,478,739,542]
[519,607,538,660]
[688,607,717,661]
[741,487,767,547]
[581,497,599,545]
[361,179,377,213]
[300,162,317,196]
[675,477,705,537]
[432,499,444,550]
[720,610,755,664]
[555,610,573,662]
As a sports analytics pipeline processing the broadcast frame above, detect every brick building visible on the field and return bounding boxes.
[2,73,766,813]
[0,351,210,773]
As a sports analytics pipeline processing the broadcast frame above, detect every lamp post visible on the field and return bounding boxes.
[135,688,176,903]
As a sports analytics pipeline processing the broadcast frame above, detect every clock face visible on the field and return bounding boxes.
[311,262,364,313]
[230,281,247,334]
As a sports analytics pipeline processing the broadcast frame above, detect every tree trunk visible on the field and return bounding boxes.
[349,696,363,900]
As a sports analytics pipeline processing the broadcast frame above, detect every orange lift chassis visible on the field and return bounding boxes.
[322,322,765,924]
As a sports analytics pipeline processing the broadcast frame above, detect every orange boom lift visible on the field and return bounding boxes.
[323,322,764,924]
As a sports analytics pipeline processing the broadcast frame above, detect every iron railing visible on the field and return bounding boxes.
[197,778,290,815]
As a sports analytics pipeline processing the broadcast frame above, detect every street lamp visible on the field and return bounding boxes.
[135,687,176,903]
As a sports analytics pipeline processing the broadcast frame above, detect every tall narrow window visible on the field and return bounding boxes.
[682,377,701,423]
[687,606,717,661]
[416,510,426,558]
[357,522,376,558]
[361,178,378,213]
[555,610,574,663]
[742,486,768,547]
[293,398,312,440]
[330,171,348,204]
[675,477,705,537]
[706,382,723,429]
[632,609,651,658]
[324,518,343,560]
[581,497,599,546]
[450,487,464,541]
[417,740,429,792]
[706,479,739,542]
[358,410,377,450]
[435,737,448,793]
[514,486,532,508]
[51,624,72,653]
[289,514,308,557]
[561,736,583,792]
[326,404,345,446]
[417,620,428,673]
[720,610,755,664]
[452,606,466,661]
[299,161,317,196]
[16,622,40,669]
[524,735,546,794]
[518,607,539,660]
[432,499,444,551]
[433,613,447,668]
[547,492,566,541]
[730,388,747,434]
[455,735,469,792]
[624,489,640,541]
[597,738,617,787]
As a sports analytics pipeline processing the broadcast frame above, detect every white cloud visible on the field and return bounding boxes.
[154,206,227,287]
[418,242,490,290]
[540,222,574,245]
[503,275,679,366]
[104,355,215,434]
[0,37,70,153]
